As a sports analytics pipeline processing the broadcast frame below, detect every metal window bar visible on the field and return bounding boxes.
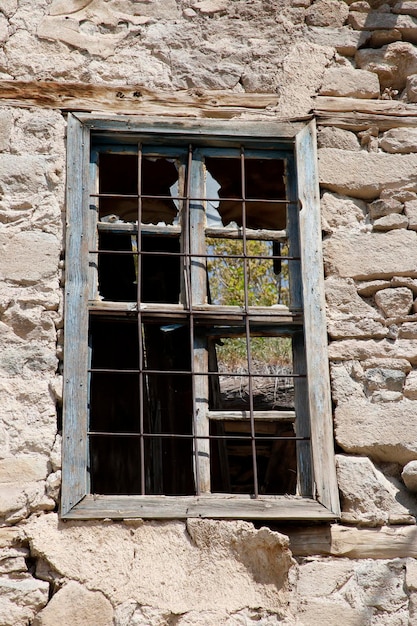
[136,142,146,495]
[88,432,308,441]
[91,193,290,205]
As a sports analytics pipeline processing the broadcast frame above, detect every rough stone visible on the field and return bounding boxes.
[369,28,402,47]
[328,318,388,339]
[336,455,416,525]
[356,42,417,90]
[403,371,417,399]
[192,0,227,14]
[371,390,403,403]
[0,455,48,483]
[350,1,371,12]
[330,362,366,404]
[318,148,417,200]
[277,43,334,118]
[402,461,417,492]
[0,110,12,152]
[356,279,391,296]
[380,128,417,154]
[320,192,366,232]
[0,379,57,455]
[26,515,294,614]
[317,127,360,151]
[393,1,417,18]
[369,198,403,219]
[305,0,349,26]
[0,575,49,626]
[362,358,412,373]
[391,276,417,293]
[323,229,417,280]
[325,277,381,318]
[364,368,406,392]
[33,581,114,626]
[382,189,417,203]
[375,287,413,317]
[350,11,417,44]
[295,559,408,625]
[325,277,386,338]
[305,26,370,56]
[0,230,60,286]
[328,338,417,364]
[335,398,417,464]
[373,213,408,231]
[404,200,417,229]
[320,67,380,98]
[406,73,417,102]
[400,323,417,339]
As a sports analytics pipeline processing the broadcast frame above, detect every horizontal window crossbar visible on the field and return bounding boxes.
[88,367,304,378]
[87,431,307,441]
[91,193,290,205]
[90,249,301,261]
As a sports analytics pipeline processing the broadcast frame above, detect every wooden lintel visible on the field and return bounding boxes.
[0,79,280,118]
[314,96,417,131]
[286,523,417,559]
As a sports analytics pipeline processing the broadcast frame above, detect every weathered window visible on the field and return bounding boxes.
[62,114,340,520]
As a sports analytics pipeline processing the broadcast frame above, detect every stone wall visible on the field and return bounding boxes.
[1,0,417,624]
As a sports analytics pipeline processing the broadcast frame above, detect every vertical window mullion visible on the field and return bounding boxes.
[189,148,210,494]
[240,147,259,498]
[286,153,313,497]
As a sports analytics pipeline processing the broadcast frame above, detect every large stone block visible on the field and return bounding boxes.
[375,287,414,317]
[356,42,417,90]
[380,128,417,154]
[0,456,48,484]
[0,379,57,455]
[0,231,60,285]
[306,26,370,56]
[335,398,417,464]
[26,515,293,614]
[336,455,416,525]
[320,67,380,98]
[305,0,349,27]
[393,1,417,17]
[323,229,417,280]
[0,575,49,626]
[33,581,113,626]
[319,148,417,199]
[321,192,366,232]
[295,558,408,625]
[328,338,417,363]
[318,127,361,151]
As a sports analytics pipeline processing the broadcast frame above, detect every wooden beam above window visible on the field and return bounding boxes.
[0,79,283,118]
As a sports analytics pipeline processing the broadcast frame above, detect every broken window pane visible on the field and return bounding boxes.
[97,233,181,303]
[205,157,286,229]
[210,420,297,495]
[98,153,179,225]
[210,336,294,411]
[89,316,141,495]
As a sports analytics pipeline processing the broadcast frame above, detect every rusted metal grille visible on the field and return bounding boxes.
[87,141,311,498]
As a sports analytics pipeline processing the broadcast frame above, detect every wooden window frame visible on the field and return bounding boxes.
[61,112,340,521]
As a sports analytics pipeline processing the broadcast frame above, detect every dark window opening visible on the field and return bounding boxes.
[87,143,309,499]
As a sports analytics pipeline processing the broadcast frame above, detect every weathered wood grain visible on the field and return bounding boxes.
[0,79,280,118]
[62,494,338,520]
[287,524,417,559]
[314,96,417,130]
[296,120,340,516]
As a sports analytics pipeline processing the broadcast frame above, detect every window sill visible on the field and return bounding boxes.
[62,494,339,521]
